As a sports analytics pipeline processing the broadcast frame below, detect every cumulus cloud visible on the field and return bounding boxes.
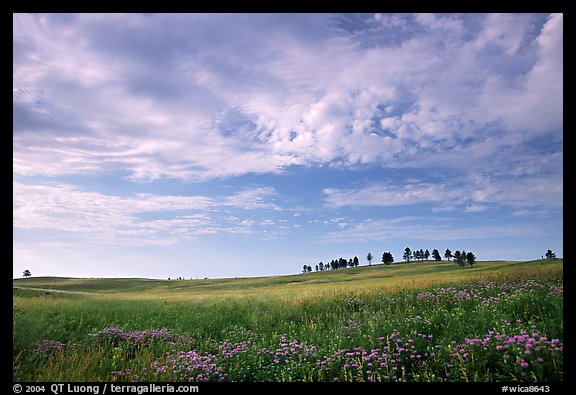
[13,13,562,182]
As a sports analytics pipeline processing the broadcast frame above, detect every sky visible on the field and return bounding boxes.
[13,13,563,279]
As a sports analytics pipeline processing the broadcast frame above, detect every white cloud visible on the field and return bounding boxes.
[13,13,562,181]
[323,182,457,209]
[323,166,562,215]
[473,13,563,134]
[320,216,542,244]
[13,181,282,245]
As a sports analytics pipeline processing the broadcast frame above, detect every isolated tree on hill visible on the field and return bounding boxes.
[444,249,453,262]
[432,249,441,261]
[22,269,31,278]
[382,252,394,265]
[403,247,412,262]
[367,252,373,266]
[545,249,556,259]
[466,251,476,268]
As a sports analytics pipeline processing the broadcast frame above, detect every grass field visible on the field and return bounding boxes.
[13,259,563,382]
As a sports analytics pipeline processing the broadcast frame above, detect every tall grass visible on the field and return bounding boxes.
[13,259,563,382]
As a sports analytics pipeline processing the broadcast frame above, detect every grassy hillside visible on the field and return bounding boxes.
[12,259,559,301]
[13,258,563,382]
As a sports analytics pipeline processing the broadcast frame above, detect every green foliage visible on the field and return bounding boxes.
[13,260,563,382]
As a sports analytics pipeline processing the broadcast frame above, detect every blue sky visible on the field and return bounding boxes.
[13,13,563,279]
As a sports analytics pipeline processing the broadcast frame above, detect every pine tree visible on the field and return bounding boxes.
[367,252,373,266]
[403,247,412,262]
[382,252,394,265]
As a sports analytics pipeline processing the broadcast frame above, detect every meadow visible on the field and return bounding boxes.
[13,259,563,382]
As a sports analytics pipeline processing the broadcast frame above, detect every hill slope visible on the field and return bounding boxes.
[13,259,562,301]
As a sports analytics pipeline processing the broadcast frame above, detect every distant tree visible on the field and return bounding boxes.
[403,247,412,262]
[454,251,466,267]
[319,261,324,271]
[382,252,394,265]
[353,256,360,267]
[303,265,308,273]
[453,250,461,265]
[444,249,453,262]
[413,249,421,261]
[22,269,32,278]
[325,262,331,270]
[466,251,476,268]
[339,258,348,269]
[307,265,312,273]
[545,249,556,259]
[432,249,441,261]
[315,264,319,272]
[424,249,430,261]
[367,252,373,266]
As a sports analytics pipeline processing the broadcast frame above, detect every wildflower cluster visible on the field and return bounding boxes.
[27,340,67,356]
[149,350,226,382]
[88,327,183,349]
[212,332,319,381]
[316,330,434,382]
[345,296,367,312]
[415,279,563,312]
[446,330,564,379]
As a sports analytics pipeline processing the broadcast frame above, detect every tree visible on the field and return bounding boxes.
[353,256,360,267]
[413,249,421,261]
[453,250,462,266]
[307,265,312,273]
[319,261,324,271]
[444,249,453,262]
[22,269,32,278]
[303,265,308,274]
[454,250,466,267]
[466,251,476,268]
[315,264,319,272]
[367,252,373,266]
[403,247,412,262]
[432,249,441,261]
[545,249,556,259]
[382,252,394,265]
[424,249,430,261]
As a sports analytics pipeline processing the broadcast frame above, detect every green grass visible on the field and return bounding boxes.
[13,259,563,382]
